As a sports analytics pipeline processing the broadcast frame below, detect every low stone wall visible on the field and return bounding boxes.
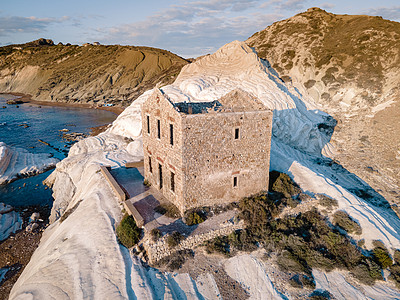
[100,166,126,202]
[145,221,244,263]
[100,165,146,228]
[123,200,145,228]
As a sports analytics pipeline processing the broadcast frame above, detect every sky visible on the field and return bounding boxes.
[1,0,400,57]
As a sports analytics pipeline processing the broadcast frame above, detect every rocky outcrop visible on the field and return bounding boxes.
[0,41,189,107]
[247,8,400,205]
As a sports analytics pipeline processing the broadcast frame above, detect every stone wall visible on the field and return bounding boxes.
[141,90,186,213]
[145,221,244,263]
[141,89,273,214]
[181,110,273,211]
[100,166,126,202]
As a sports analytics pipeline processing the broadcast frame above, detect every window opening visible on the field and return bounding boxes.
[233,176,238,187]
[147,115,150,134]
[170,124,174,145]
[171,172,175,192]
[149,156,152,173]
[234,128,240,140]
[159,163,163,189]
[157,119,161,139]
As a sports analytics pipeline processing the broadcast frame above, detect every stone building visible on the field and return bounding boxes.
[141,88,273,214]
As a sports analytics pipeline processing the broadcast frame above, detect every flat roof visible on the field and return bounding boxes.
[172,89,267,114]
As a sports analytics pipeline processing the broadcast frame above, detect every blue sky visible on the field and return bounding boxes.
[1,0,400,57]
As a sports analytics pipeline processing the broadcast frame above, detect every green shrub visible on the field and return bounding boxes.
[318,195,338,209]
[116,214,141,248]
[288,274,315,289]
[154,249,194,271]
[277,250,310,274]
[167,231,184,248]
[205,236,231,256]
[351,258,382,285]
[309,290,332,300]
[389,264,400,288]
[143,179,151,187]
[289,274,303,288]
[269,171,301,198]
[394,249,400,264]
[150,228,162,242]
[372,241,392,269]
[154,203,181,218]
[185,211,205,226]
[332,211,362,235]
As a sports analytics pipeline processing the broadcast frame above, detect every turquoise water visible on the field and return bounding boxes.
[0,96,117,206]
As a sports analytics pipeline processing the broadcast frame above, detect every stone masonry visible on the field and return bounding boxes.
[141,88,273,214]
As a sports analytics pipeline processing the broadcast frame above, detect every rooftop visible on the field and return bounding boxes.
[172,89,267,114]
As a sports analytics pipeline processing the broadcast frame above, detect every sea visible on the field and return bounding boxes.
[0,95,117,207]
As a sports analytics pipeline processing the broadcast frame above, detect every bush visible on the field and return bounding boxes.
[394,249,400,264]
[116,214,141,248]
[269,171,301,198]
[150,228,162,242]
[143,179,151,187]
[205,236,231,256]
[318,195,338,209]
[389,264,400,287]
[332,211,362,235]
[372,241,392,269]
[351,258,382,285]
[154,249,194,271]
[309,290,332,300]
[277,250,310,274]
[185,211,205,226]
[167,231,184,248]
[154,203,181,218]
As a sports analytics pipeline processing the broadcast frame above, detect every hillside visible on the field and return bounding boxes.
[247,7,400,207]
[0,39,189,107]
[10,41,400,299]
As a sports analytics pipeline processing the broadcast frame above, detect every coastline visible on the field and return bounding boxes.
[0,92,125,115]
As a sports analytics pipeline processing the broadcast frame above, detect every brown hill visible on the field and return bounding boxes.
[247,8,400,205]
[0,39,189,107]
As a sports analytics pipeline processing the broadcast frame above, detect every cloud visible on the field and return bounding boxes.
[320,3,335,10]
[0,15,70,37]
[273,0,308,11]
[101,0,283,57]
[365,6,400,21]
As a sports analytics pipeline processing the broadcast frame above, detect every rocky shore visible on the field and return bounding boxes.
[0,205,50,299]
[1,93,124,115]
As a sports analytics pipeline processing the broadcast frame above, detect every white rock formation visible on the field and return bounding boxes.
[0,142,59,184]
[0,203,22,241]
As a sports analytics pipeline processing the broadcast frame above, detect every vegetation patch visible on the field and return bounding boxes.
[318,195,338,209]
[269,171,301,199]
[309,289,332,300]
[116,214,142,248]
[154,203,181,219]
[205,171,389,286]
[167,231,184,248]
[332,211,362,235]
[372,240,392,269]
[184,211,205,226]
[154,249,194,271]
[150,228,162,242]
[304,79,316,89]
